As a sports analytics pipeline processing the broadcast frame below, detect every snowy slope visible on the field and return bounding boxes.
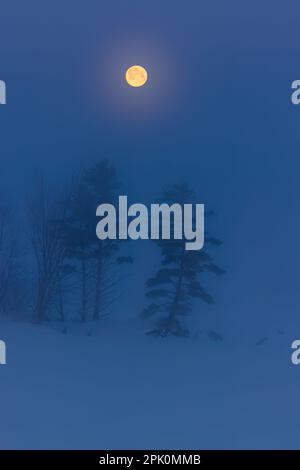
[0,319,299,450]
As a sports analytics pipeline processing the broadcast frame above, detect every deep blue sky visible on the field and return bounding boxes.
[1,0,300,338]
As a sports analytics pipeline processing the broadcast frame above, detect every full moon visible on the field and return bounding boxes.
[125,65,148,87]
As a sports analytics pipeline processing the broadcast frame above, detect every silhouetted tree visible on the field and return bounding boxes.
[28,183,67,322]
[142,183,225,337]
[0,205,19,315]
[60,183,95,322]
[83,161,122,320]
[61,160,131,322]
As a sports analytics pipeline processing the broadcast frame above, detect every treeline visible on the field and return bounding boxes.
[0,160,225,336]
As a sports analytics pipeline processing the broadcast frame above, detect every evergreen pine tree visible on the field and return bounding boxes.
[142,183,225,336]
[61,160,131,322]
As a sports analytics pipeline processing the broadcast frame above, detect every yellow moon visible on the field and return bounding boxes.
[126,65,148,87]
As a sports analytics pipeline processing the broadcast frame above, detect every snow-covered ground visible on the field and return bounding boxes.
[0,319,299,450]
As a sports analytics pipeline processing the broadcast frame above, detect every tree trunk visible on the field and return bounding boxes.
[167,244,185,329]
[81,257,87,322]
[58,279,64,321]
[35,279,47,323]
[93,248,103,320]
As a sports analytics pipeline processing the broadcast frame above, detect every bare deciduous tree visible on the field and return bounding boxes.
[0,206,17,314]
[28,183,67,322]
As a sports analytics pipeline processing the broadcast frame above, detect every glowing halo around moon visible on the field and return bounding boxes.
[125,65,148,87]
